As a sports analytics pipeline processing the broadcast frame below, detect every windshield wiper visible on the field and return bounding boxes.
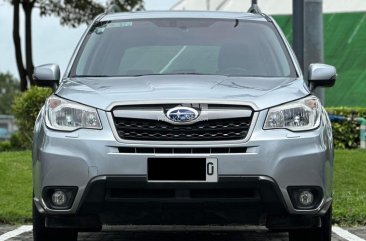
[71,73,224,78]
[71,75,112,78]
[105,73,203,77]
[165,72,209,75]
[132,73,220,76]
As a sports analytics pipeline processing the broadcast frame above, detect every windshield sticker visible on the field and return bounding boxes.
[95,27,106,34]
[107,22,133,29]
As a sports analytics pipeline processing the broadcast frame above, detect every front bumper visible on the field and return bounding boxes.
[33,109,333,221]
[40,176,325,230]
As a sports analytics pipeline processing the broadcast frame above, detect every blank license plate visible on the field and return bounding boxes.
[148,158,218,182]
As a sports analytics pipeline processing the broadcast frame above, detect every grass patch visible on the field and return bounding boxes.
[333,149,366,226]
[0,151,32,224]
[0,150,366,225]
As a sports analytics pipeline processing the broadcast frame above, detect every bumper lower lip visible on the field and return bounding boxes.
[38,175,329,229]
[78,176,282,205]
[36,175,328,215]
[70,175,290,226]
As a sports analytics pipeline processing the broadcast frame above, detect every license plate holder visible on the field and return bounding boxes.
[147,158,218,183]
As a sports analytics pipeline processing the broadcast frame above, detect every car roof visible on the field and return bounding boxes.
[100,11,269,22]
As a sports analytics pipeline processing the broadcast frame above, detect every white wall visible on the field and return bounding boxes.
[171,0,366,14]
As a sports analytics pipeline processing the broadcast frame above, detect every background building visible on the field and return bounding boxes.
[0,115,17,140]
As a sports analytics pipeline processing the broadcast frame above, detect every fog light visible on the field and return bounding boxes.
[288,186,323,210]
[298,190,314,206]
[43,187,78,210]
[51,190,67,206]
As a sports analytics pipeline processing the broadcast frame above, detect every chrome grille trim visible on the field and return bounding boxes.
[106,103,259,144]
[112,107,252,125]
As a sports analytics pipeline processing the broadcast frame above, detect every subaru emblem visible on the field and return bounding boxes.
[167,107,199,123]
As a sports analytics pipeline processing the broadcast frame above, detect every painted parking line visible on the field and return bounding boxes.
[0,225,32,241]
[333,226,366,241]
[0,227,18,237]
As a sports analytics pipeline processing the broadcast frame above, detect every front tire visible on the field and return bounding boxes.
[289,206,332,241]
[33,201,78,241]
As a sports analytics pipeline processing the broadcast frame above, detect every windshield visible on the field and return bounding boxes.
[70,18,297,78]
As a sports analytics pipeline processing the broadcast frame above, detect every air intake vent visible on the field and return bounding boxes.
[118,147,247,154]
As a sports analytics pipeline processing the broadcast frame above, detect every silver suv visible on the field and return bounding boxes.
[32,9,336,241]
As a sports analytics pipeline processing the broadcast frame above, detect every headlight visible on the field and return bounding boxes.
[264,96,321,131]
[45,96,102,131]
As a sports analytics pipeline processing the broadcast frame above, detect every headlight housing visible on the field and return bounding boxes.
[45,96,102,131]
[264,96,321,131]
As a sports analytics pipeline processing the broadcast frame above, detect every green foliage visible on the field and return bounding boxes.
[327,107,366,117]
[9,132,25,151]
[111,0,144,12]
[0,141,12,152]
[6,0,145,29]
[0,73,19,115]
[326,107,366,149]
[0,133,25,152]
[11,87,52,149]
[331,122,359,149]
[38,0,144,28]
[38,0,105,27]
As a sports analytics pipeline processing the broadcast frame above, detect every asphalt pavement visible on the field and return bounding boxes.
[1,225,365,241]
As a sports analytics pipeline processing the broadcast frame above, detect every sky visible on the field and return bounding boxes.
[0,0,177,78]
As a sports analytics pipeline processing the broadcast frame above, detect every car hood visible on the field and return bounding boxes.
[56,75,310,111]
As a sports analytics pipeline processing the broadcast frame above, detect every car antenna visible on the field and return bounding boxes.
[248,0,262,14]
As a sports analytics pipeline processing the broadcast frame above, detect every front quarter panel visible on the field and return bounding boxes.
[33,106,45,199]
[322,107,334,199]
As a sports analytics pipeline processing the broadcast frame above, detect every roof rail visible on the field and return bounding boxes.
[248,0,262,14]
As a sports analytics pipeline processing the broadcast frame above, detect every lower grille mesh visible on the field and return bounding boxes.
[118,147,247,154]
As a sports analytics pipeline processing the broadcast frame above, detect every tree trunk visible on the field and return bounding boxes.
[12,0,28,91]
[23,0,35,86]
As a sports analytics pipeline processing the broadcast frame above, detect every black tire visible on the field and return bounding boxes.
[33,201,78,241]
[289,206,332,241]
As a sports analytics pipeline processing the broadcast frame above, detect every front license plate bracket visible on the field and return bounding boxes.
[148,158,218,183]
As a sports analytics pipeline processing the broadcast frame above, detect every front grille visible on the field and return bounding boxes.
[113,117,252,141]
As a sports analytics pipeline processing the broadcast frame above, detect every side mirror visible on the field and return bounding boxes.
[33,64,60,88]
[308,63,336,89]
